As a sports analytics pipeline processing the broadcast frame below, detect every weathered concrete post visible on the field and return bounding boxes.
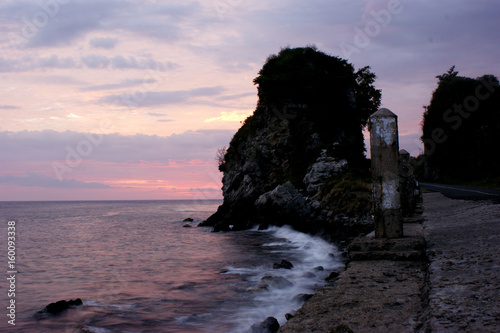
[369,108,403,238]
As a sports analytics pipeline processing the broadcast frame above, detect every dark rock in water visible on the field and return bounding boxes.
[285,313,294,321]
[292,293,313,303]
[248,316,280,333]
[37,298,83,315]
[273,259,294,269]
[260,276,293,289]
[183,218,194,222]
[183,224,192,228]
[247,284,270,293]
[326,271,341,281]
[313,266,324,271]
[302,272,316,278]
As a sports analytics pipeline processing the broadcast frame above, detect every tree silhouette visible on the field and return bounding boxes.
[225,46,381,169]
[421,67,500,181]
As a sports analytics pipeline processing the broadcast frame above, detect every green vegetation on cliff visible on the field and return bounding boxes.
[315,171,372,218]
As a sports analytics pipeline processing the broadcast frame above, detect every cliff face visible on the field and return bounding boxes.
[201,47,380,240]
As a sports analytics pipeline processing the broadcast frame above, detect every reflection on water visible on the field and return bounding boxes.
[0,201,342,332]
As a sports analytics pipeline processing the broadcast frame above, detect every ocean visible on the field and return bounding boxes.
[0,200,342,332]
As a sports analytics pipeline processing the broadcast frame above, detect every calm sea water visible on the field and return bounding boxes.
[0,200,342,332]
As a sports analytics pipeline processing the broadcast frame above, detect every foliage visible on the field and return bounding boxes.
[216,146,227,172]
[316,171,372,218]
[223,46,381,172]
[435,65,458,82]
[421,67,500,180]
[253,46,381,127]
[354,66,382,125]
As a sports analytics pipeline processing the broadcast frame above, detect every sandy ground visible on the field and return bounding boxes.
[278,193,500,332]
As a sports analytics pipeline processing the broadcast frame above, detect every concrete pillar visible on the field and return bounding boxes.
[369,108,402,238]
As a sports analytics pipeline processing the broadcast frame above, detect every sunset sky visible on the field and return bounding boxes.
[1,0,499,201]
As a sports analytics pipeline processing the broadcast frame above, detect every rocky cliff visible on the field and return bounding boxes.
[200,47,381,241]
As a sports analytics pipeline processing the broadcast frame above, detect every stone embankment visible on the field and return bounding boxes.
[279,193,500,332]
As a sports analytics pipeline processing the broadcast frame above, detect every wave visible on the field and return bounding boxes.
[200,225,343,332]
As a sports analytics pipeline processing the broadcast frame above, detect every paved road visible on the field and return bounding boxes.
[420,183,500,202]
[421,193,500,332]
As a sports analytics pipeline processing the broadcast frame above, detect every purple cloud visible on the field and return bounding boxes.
[0,173,111,189]
[89,36,118,49]
[99,86,226,107]
[0,129,235,164]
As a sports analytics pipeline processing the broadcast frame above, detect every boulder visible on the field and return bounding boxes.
[326,271,341,281]
[183,218,194,222]
[292,293,313,303]
[183,224,192,228]
[303,155,348,195]
[273,259,294,269]
[301,272,316,278]
[255,182,311,226]
[254,283,271,291]
[260,276,293,289]
[248,316,280,333]
[37,298,83,315]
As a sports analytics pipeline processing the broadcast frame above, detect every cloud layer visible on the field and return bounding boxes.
[1,0,499,199]
[0,129,234,164]
[0,173,111,188]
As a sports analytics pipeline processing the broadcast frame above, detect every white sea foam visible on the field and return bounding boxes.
[81,326,113,333]
[84,300,137,311]
[220,225,343,332]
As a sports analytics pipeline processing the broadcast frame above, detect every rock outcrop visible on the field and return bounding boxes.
[304,153,348,195]
[34,298,83,319]
[255,181,311,228]
[273,259,294,269]
[249,316,280,333]
[200,47,380,239]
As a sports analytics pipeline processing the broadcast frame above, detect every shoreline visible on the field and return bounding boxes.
[278,192,500,332]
